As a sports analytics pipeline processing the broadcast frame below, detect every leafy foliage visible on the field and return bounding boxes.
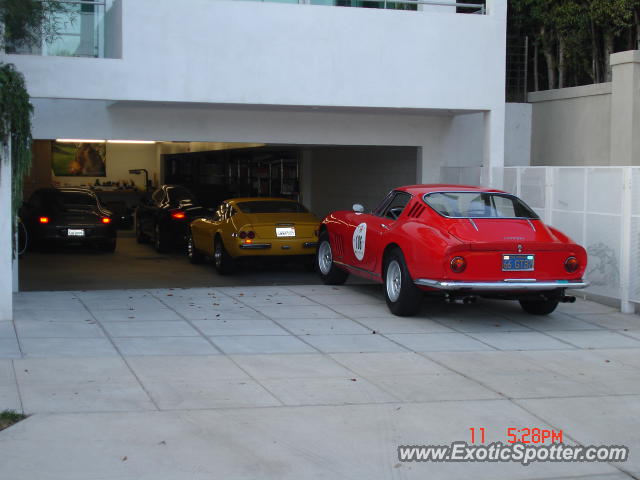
[0,64,32,222]
[0,409,27,431]
[0,0,72,50]
[509,0,640,90]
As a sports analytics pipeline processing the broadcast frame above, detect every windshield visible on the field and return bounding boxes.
[423,192,539,219]
[168,187,196,205]
[45,191,97,211]
[236,201,308,214]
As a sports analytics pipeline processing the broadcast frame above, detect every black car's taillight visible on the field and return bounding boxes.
[170,209,186,220]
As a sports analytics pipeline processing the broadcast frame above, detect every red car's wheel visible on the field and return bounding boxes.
[519,297,559,315]
[384,248,422,317]
[317,232,348,285]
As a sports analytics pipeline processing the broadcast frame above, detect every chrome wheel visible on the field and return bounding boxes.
[187,236,194,258]
[386,260,402,303]
[318,240,333,275]
[154,225,161,250]
[214,241,222,268]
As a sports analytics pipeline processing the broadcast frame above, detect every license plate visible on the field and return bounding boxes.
[502,254,534,271]
[276,227,296,238]
[67,229,85,237]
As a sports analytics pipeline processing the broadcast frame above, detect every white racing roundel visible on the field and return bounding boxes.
[352,223,367,261]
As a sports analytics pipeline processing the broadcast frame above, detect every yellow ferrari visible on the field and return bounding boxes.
[187,197,321,274]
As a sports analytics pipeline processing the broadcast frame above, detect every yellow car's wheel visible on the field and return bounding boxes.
[213,237,236,275]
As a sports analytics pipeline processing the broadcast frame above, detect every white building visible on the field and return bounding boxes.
[0,0,510,320]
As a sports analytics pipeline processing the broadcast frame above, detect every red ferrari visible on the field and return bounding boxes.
[317,185,588,316]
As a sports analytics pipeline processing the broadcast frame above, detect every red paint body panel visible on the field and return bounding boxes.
[320,185,588,291]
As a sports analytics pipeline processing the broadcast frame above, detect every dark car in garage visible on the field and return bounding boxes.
[134,185,205,252]
[22,188,117,252]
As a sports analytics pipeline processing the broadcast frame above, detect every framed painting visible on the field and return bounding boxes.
[52,141,106,177]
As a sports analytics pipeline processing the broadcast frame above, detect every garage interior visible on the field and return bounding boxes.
[19,140,419,291]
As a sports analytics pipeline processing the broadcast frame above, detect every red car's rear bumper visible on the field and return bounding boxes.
[414,278,589,291]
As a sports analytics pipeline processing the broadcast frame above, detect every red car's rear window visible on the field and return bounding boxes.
[423,192,539,219]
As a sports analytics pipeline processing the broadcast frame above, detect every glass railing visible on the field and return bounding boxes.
[246,0,485,13]
[6,0,106,58]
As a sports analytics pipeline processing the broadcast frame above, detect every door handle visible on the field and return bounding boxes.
[380,223,390,230]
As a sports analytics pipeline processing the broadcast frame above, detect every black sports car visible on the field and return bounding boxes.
[134,185,205,252]
[22,188,117,252]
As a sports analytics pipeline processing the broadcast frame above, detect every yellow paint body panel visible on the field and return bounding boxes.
[190,197,320,258]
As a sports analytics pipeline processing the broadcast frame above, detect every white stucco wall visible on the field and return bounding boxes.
[3,0,506,112]
[0,152,11,320]
[529,84,612,167]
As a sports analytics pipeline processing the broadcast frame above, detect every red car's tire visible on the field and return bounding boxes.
[519,297,559,315]
[383,248,423,317]
[317,232,348,285]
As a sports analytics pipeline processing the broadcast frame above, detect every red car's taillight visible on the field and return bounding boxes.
[450,256,466,273]
[565,256,579,273]
[170,209,186,220]
[101,217,111,224]
[39,217,49,224]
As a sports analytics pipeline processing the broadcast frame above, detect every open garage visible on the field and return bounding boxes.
[19,138,421,291]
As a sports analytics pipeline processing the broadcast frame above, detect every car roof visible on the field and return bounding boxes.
[226,197,299,204]
[36,187,96,196]
[396,184,508,195]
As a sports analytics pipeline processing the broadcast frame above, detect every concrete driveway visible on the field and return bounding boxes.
[1,285,639,479]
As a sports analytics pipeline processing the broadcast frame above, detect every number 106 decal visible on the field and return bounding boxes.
[352,223,367,261]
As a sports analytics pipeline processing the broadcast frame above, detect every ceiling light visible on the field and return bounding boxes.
[107,140,156,144]
[56,139,105,143]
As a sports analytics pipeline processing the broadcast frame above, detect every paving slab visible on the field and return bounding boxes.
[140,378,282,410]
[0,338,21,358]
[0,360,20,411]
[505,313,604,331]
[303,293,386,305]
[275,317,372,335]
[547,331,640,349]
[13,307,93,322]
[92,307,183,322]
[14,357,154,413]
[356,316,453,334]
[13,293,84,311]
[368,373,500,402]
[192,319,290,336]
[467,331,574,351]
[102,321,200,337]
[172,305,265,321]
[259,376,398,405]
[210,335,317,354]
[259,305,345,319]
[0,321,16,338]
[15,320,104,338]
[302,333,407,353]
[237,295,317,307]
[569,312,640,330]
[113,337,220,356]
[385,332,495,352]
[20,337,117,358]
[231,354,353,379]
[330,352,451,377]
